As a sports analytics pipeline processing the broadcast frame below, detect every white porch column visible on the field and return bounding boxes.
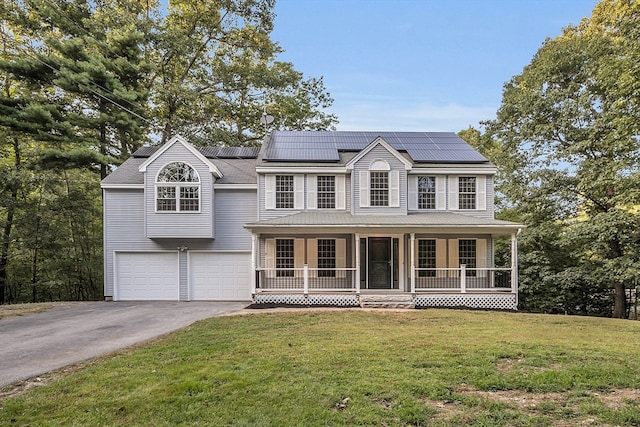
[303,264,309,295]
[355,233,361,294]
[460,264,467,293]
[251,233,258,295]
[410,233,416,293]
[511,230,520,303]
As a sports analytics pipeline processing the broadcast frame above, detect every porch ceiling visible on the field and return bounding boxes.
[244,211,524,235]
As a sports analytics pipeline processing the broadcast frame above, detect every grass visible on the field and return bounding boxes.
[0,302,60,319]
[1,309,639,426]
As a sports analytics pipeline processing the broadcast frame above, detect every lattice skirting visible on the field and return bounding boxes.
[413,293,517,311]
[253,294,360,307]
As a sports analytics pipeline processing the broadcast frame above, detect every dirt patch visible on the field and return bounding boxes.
[424,385,640,425]
[496,356,562,374]
[0,301,92,319]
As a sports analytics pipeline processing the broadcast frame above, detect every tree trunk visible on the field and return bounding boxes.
[0,136,21,305]
[613,282,626,319]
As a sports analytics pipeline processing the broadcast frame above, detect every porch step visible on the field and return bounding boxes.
[359,294,415,309]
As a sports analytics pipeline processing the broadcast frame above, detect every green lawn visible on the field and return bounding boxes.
[2,309,640,426]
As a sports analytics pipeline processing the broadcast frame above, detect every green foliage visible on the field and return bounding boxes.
[2,310,640,425]
[0,0,337,303]
[482,0,640,318]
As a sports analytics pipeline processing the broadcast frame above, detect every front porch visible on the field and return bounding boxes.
[245,211,522,311]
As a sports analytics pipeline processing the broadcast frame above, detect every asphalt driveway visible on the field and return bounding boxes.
[0,301,248,388]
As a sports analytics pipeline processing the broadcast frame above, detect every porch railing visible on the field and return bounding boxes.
[413,266,513,292]
[256,266,357,293]
[254,265,514,294]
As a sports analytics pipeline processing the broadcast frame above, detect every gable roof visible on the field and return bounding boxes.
[138,135,222,178]
[101,136,259,187]
[261,131,488,164]
[345,136,413,170]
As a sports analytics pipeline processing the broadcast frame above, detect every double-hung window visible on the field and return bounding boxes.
[418,176,436,209]
[458,177,477,210]
[418,239,436,277]
[459,239,477,276]
[370,171,389,207]
[156,162,200,212]
[275,175,294,209]
[275,239,294,277]
[317,176,335,209]
[317,239,336,277]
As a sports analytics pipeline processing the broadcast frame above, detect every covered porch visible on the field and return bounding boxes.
[244,211,523,310]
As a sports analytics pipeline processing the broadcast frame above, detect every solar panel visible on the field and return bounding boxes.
[264,131,487,163]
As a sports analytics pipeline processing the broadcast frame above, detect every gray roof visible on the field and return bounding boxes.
[102,153,257,186]
[261,131,488,164]
[132,145,260,159]
[245,211,523,233]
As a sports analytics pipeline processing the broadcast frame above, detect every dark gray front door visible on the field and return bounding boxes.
[368,237,391,289]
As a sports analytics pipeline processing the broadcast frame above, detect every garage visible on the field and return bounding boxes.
[115,252,179,301]
[189,252,251,301]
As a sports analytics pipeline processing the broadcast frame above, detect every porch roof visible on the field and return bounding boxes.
[245,211,524,234]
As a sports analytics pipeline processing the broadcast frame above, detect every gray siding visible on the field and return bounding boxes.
[353,144,408,215]
[213,189,256,250]
[145,142,214,238]
[104,187,256,298]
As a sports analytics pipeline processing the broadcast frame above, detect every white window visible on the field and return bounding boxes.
[317,239,336,277]
[359,159,399,208]
[276,239,294,277]
[275,175,294,209]
[449,176,486,211]
[458,177,476,210]
[418,176,436,209]
[156,162,200,212]
[265,175,304,210]
[417,239,436,277]
[317,176,335,209]
[370,171,389,206]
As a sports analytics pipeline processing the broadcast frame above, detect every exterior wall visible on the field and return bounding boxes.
[352,144,408,215]
[103,187,255,298]
[144,142,214,238]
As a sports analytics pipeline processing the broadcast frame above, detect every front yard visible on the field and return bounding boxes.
[1,309,639,426]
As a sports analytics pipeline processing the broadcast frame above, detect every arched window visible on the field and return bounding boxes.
[155,162,200,212]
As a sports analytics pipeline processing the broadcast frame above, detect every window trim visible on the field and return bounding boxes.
[316,175,336,209]
[417,175,436,210]
[370,171,389,207]
[275,175,294,209]
[155,162,201,213]
[417,239,437,277]
[458,176,477,210]
[275,238,295,277]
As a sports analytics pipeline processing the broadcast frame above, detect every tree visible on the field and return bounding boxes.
[150,0,337,146]
[0,0,152,178]
[485,0,640,318]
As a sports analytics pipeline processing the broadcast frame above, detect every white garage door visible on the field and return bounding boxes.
[115,252,179,301]
[189,252,251,301]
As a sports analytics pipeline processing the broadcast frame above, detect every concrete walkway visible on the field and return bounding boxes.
[0,301,247,387]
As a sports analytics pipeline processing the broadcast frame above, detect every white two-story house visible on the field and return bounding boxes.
[102,131,523,309]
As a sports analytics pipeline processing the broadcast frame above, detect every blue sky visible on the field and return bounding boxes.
[271,0,598,132]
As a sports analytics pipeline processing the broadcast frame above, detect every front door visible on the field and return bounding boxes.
[368,237,391,289]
